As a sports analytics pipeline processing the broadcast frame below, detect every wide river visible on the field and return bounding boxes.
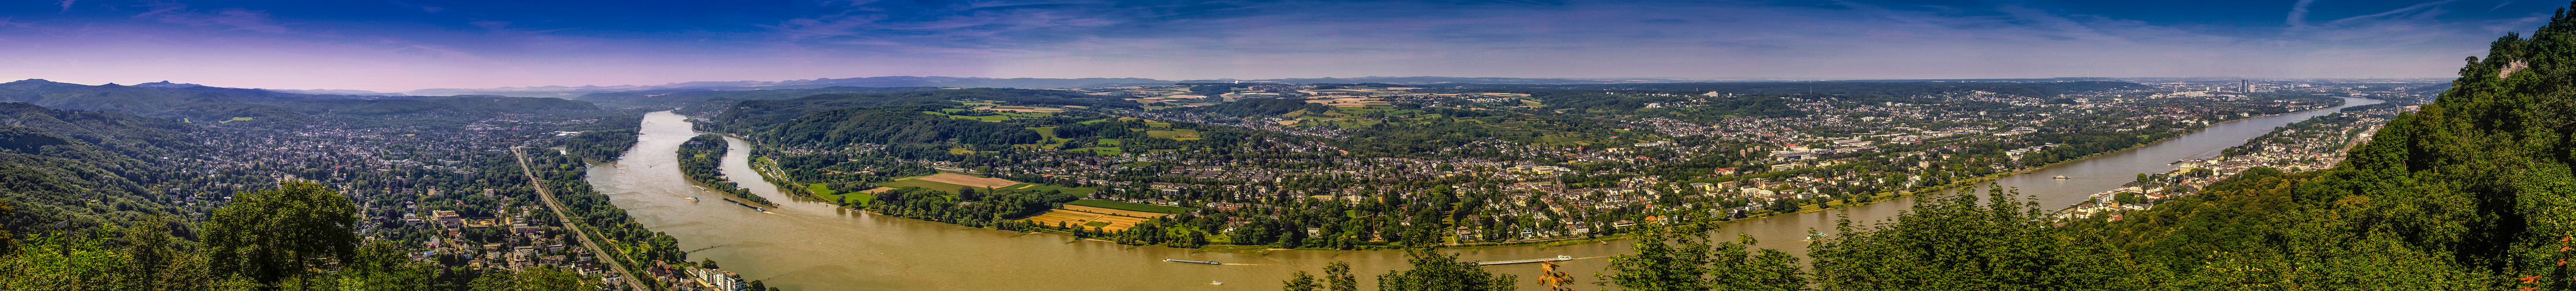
[585,97,2380,290]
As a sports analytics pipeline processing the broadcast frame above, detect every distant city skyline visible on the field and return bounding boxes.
[0,0,2551,91]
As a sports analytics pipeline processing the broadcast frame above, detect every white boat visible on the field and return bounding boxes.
[2051,175,2070,179]
[685,196,700,201]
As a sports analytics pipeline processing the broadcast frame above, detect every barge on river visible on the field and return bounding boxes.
[1474,255,1574,266]
[724,198,767,212]
[1162,259,1222,265]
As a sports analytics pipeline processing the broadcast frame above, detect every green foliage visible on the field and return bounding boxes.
[1285,271,1321,291]
[711,88,1135,131]
[1809,187,2151,290]
[1597,222,1802,291]
[759,107,1044,149]
[1374,249,1519,291]
[0,183,564,291]
[0,103,209,236]
[865,187,1076,230]
[202,180,359,285]
[679,134,772,205]
[1327,261,1358,291]
[1178,98,1334,118]
[553,129,639,162]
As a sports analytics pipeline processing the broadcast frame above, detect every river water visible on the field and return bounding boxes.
[585,97,2380,290]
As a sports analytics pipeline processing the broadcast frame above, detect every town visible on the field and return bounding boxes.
[718,79,2436,249]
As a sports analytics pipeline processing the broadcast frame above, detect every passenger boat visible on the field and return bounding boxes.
[2051,175,2070,179]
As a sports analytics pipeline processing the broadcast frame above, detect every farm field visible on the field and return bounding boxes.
[998,183,1099,195]
[805,183,876,206]
[1021,205,1167,232]
[1060,204,1173,218]
[1065,199,1192,214]
[975,105,1064,112]
[1145,129,1201,140]
[872,173,1096,196]
[914,173,1019,188]
[875,179,969,193]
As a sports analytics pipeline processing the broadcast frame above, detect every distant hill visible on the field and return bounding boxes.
[409,76,1175,97]
[263,88,406,96]
[128,81,206,88]
[575,86,943,109]
[1175,76,1723,84]
[0,79,603,122]
[1417,81,2151,97]
[707,88,1133,131]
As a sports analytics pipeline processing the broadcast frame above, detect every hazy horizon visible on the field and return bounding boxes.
[1,1,2546,91]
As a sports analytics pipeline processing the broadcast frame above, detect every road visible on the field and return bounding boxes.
[513,146,650,290]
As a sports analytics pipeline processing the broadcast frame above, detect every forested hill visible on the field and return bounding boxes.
[2059,13,2575,286]
[706,88,1135,130]
[574,86,940,109]
[0,102,203,158]
[1766,10,2576,289]
[1489,9,2576,291]
[0,79,604,122]
[0,105,205,240]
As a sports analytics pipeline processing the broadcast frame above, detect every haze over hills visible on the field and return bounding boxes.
[395,76,1777,98]
[384,75,2452,99]
[0,79,601,123]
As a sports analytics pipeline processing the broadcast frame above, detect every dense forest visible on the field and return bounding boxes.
[760,107,1045,149]
[857,187,1079,231]
[707,88,1138,131]
[574,86,940,109]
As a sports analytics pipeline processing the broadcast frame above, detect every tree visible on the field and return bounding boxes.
[339,240,435,291]
[1377,249,1518,291]
[1285,271,1321,291]
[1597,222,1802,291]
[122,218,217,290]
[469,268,595,291]
[1326,261,1358,291]
[1808,186,2146,290]
[0,198,12,257]
[202,180,360,285]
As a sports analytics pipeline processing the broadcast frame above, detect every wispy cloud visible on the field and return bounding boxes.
[131,2,291,34]
[0,17,36,29]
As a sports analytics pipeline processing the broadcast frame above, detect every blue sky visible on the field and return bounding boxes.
[0,1,2554,91]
